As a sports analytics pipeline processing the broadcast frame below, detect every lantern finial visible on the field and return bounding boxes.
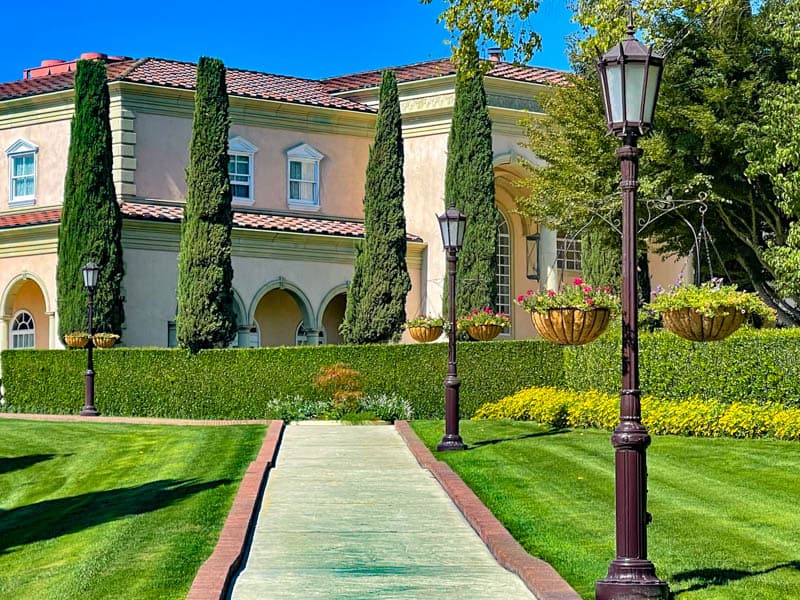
[626,5,636,38]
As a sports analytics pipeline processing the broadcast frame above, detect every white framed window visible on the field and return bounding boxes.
[228,136,257,205]
[6,139,39,207]
[286,143,324,209]
[497,213,511,333]
[10,310,35,349]
[556,234,582,271]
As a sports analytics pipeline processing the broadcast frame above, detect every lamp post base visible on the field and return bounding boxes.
[596,560,668,600]
[80,406,100,417]
[436,434,466,452]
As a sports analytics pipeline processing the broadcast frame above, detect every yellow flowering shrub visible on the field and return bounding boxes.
[473,386,800,441]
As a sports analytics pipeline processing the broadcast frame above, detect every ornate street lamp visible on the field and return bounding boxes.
[80,261,101,417]
[595,14,668,600]
[437,207,467,451]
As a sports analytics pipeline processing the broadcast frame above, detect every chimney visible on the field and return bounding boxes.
[488,48,503,63]
[23,53,131,79]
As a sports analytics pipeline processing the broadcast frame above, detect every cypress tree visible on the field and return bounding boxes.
[176,57,236,352]
[341,70,411,343]
[57,59,124,338]
[444,45,499,317]
[582,227,621,290]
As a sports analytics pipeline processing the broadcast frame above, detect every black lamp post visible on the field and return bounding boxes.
[595,14,668,600]
[80,261,101,417]
[437,207,467,452]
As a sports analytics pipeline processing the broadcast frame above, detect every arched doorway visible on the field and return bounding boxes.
[2,275,50,350]
[318,289,347,345]
[250,281,315,347]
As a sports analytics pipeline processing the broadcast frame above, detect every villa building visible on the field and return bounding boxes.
[0,51,681,351]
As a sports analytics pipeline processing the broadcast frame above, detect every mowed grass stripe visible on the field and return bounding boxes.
[411,420,800,600]
[0,421,265,600]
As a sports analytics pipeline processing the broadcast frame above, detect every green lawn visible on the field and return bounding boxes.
[0,420,265,600]
[411,420,800,599]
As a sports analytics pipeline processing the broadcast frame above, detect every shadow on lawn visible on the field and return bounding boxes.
[467,428,568,450]
[0,477,232,553]
[671,561,800,596]
[0,454,65,475]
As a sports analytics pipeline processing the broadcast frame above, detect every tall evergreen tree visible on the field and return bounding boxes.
[341,70,411,343]
[57,59,124,338]
[444,44,500,317]
[176,57,236,352]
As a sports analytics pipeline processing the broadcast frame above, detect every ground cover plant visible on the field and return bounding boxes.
[0,420,264,599]
[411,420,800,599]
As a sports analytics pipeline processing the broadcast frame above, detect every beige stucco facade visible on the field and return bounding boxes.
[0,57,691,352]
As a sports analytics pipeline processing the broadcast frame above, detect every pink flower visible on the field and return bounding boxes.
[583,285,593,293]
[548,290,556,297]
[526,289,533,296]
[586,298,594,305]
[603,286,611,293]
[573,277,583,286]
[517,294,525,303]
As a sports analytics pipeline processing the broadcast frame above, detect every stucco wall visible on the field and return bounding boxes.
[0,120,71,210]
[134,113,371,219]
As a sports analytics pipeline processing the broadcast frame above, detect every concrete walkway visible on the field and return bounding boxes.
[230,421,535,599]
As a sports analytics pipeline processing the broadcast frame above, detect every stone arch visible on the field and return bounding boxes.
[316,284,348,345]
[248,278,316,347]
[1,272,52,350]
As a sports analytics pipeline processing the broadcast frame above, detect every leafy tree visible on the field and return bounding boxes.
[341,71,411,344]
[176,57,237,352]
[747,0,800,298]
[57,59,124,338]
[445,43,500,316]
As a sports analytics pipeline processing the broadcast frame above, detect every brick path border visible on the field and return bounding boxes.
[187,419,284,600]
[396,420,581,600]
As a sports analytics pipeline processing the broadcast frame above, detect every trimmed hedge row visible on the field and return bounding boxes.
[564,328,800,408]
[473,386,800,440]
[0,340,564,419]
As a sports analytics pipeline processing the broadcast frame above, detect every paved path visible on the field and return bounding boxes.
[230,421,535,600]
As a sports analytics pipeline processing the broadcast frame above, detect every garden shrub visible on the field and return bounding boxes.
[0,339,563,419]
[564,328,800,407]
[474,386,800,441]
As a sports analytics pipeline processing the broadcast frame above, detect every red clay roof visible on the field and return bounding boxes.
[0,58,374,112]
[0,56,567,105]
[0,203,423,242]
[322,58,569,92]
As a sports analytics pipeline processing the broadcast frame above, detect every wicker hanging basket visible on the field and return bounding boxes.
[64,333,90,349]
[93,334,120,349]
[531,308,611,346]
[407,326,443,343]
[465,324,504,341]
[661,308,745,342]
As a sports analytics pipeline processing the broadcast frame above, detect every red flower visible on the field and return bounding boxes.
[548,289,556,297]
[583,285,593,293]
[573,277,583,286]
[526,289,533,296]
[586,298,594,305]
[517,294,525,303]
[603,286,611,293]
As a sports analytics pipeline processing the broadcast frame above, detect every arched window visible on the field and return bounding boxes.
[496,213,511,328]
[296,322,326,346]
[11,310,35,349]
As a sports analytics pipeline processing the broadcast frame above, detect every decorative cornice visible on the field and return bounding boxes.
[0,91,74,129]
[0,223,58,257]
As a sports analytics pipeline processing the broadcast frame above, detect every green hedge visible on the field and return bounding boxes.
[0,340,565,419]
[565,328,800,407]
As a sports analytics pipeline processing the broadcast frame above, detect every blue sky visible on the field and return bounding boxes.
[0,1,576,84]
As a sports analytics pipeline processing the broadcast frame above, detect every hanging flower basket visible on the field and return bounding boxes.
[93,333,120,348]
[661,309,745,342]
[64,332,90,349]
[465,324,504,341]
[531,307,612,346]
[407,325,443,343]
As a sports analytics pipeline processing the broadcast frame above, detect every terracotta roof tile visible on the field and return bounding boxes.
[0,203,423,241]
[0,60,139,101]
[0,208,61,229]
[322,58,570,92]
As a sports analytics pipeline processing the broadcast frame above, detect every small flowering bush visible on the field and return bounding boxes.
[515,278,621,315]
[645,278,775,323]
[457,307,511,329]
[403,315,446,329]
